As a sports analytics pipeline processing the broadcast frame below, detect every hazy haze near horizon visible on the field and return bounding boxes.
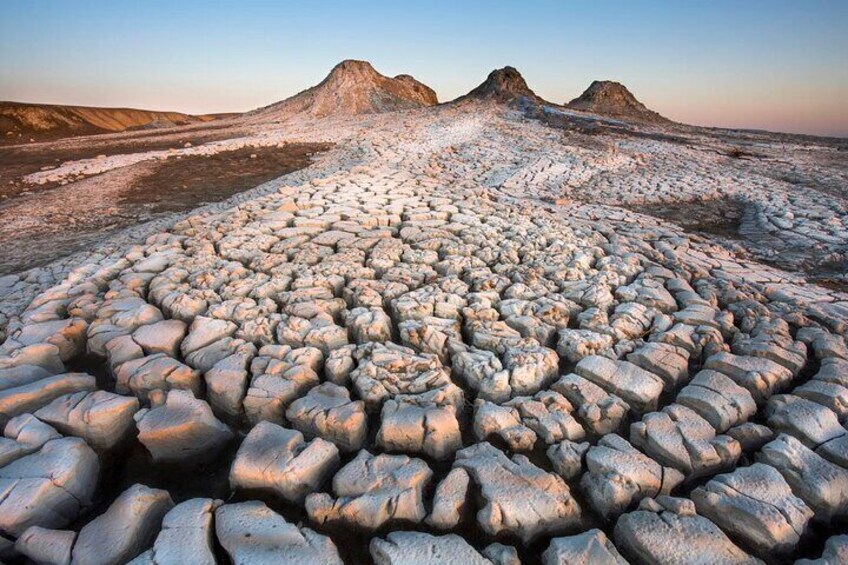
[1,0,846,137]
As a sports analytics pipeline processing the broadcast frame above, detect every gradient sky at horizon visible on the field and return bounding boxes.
[1,0,846,137]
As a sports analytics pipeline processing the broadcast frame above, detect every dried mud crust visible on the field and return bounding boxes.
[624,198,848,292]
[0,143,329,274]
[524,101,848,295]
[0,99,846,564]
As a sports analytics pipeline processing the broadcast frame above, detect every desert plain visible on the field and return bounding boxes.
[0,60,846,564]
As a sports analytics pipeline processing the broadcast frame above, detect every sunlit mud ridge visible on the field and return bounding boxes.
[0,64,847,564]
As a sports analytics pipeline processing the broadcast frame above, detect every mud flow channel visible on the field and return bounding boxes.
[0,143,331,274]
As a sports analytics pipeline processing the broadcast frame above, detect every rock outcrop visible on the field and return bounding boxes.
[0,101,217,143]
[566,80,669,123]
[253,60,437,120]
[455,66,543,104]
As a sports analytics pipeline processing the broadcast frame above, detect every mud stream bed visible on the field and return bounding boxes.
[0,143,330,274]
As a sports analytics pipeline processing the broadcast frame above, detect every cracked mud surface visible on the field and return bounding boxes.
[0,98,847,564]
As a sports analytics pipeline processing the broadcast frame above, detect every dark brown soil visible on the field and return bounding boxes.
[800,257,848,293]
[118,144,330,213]
[626,197,746,239]
[531,104,692,145]
[0,124,253,199]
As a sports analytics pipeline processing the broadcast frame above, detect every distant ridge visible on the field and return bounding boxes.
[454,66,544,104]
[254,60,437,120]
[566,80,669,123]
[0,101,217,143]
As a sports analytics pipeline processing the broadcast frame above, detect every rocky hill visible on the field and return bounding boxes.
[0,101,217,144]
[566,80,669,123]
[454,66,543,104]
[254,59,437,120]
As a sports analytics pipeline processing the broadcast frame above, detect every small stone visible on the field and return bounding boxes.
[548,439,590,480]
[34,390,139,450]
[575,356,664,415]
[0,373,96,426]
[129,498,221,565]
[454,442,583,543]
[758,434,848,522]
[482,543,521,565]
[614,498,759,564]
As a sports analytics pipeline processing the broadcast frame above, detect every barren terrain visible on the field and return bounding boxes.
[0,142,329,274]
[0,101,226,145]
[0,62,846,564]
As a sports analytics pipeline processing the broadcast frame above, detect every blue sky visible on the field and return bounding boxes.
[1,0,846,136]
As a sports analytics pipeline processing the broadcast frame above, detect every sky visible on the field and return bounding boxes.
[1,0,846,137]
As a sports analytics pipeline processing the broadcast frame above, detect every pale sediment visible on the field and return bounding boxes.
[0,95,846,563]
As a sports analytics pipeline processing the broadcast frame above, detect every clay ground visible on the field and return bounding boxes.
[0,122,254,199]
[1,97,848,565]
[0,141,329,273]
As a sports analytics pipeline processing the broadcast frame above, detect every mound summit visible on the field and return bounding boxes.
[255,59,438,120]
[455,66,543,104]
[566,80,669,123]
